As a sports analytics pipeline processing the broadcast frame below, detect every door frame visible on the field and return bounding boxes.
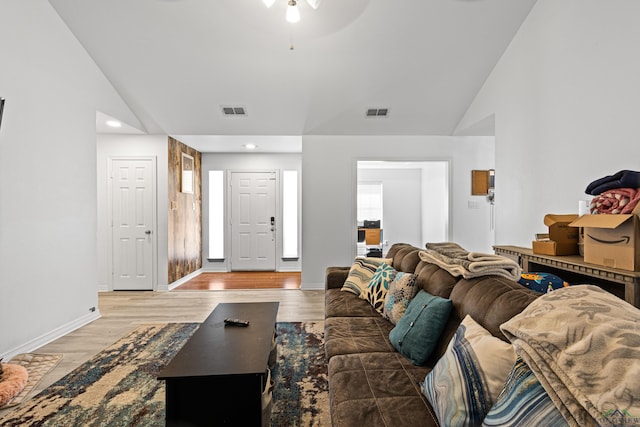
[107,156,158,291]
[227,169,280,271]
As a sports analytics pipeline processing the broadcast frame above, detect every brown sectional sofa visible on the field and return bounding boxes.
[324,243,541,426]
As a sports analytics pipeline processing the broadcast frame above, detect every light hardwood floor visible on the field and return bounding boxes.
[0,287,324,419]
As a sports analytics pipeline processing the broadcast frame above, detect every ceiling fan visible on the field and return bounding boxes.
[262,0,321,23]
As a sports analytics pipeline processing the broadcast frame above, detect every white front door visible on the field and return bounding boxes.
[111,158,155,290]
[230,171,276,271]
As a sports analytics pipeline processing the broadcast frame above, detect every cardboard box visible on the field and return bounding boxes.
[570,204,640,271]
[532,214,579,255]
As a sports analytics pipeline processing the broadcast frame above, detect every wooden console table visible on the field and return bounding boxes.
[158,301,279,426]
[494,245,640,308]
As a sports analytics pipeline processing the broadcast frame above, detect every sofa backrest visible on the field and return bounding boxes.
[386,243,540,365]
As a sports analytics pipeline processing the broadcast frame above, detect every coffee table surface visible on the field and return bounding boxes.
[158,301,279,378]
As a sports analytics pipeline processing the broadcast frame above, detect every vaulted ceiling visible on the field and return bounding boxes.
[50,0,536,150]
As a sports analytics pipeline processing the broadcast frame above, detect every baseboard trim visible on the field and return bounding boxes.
[0,310,101,361]
[168,269,203,291]
[301,282,324,290]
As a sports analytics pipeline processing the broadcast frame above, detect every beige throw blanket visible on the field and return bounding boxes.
[501,285,640,427]
[418,242,521,281]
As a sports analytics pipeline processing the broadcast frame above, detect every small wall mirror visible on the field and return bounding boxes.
[471,169,495,195]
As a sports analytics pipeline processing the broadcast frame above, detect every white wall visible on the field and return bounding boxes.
[0,1,141,358]
[301,135,495,289]
[96,135,169,291]
[456,0,640,248]
[358,168,423,248]
[201,153,302,272]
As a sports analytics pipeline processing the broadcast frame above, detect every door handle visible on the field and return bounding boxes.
[145,230,152,235]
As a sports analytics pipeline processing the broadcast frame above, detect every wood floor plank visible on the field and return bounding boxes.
[0,282,324,419]
[175,272,301,290]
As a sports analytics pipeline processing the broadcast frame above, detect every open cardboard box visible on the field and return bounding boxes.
[532,214,579,255]
[570,203,640,271]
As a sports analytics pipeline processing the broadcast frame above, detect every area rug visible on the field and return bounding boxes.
[271,321,329,427]
[0,353,63,409]
[0,321,329,426]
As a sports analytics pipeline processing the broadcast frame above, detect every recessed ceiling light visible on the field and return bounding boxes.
[244,143,257,150]
[106,120,122,128]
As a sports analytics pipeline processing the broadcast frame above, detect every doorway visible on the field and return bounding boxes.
[230,171,277,271]
[109,157,156,290]
[357,160,450,255]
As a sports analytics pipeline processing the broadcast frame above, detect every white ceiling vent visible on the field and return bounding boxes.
[222,106,247,116]
[365,108,389,118]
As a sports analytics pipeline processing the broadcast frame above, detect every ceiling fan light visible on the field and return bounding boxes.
[262,0,276,7]
[306,0,321,10]
[286,1,300,23]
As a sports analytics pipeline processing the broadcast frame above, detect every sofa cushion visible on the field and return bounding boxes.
[482,358,567,427]
[341,257,391,296]
[324,317,396,359]
[325,288,379,318]
[391,246,420,272]
[329,352,437,427]
[414,261,458,298]
[382,271,419,324]
[360,263,396,313]
[429,276,540,365]
[422,315,516,427]
[389,290,452,365]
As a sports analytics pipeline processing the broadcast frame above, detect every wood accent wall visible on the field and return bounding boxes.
[168,137,202,284]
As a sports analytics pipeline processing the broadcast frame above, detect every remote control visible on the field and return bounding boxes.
[224,318,250,327]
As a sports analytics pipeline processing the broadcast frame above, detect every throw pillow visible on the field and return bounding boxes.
[382,272,419,324]
[388,290,452,365]
[421,315,516,426]
[341,257,391,296]
[360,263,396,313]
[0,363,29,408]
[482,358,568,427]
[518,272,569,293]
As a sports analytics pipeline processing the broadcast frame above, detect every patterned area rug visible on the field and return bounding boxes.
[0,321,328,426]
[271,321,329,427]
[0,353,63,409]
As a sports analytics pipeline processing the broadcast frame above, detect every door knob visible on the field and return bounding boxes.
[145,230,152,235]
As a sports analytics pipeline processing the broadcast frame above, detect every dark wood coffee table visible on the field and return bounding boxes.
[158,301,279,426]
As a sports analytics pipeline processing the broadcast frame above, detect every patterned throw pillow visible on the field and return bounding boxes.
[382,272,419,324]
[389,290,452,365]
[360,263,396,313]
[341,257,391,296]
[518,272,570,293]
[422,315,516,427]
[482,358,568,427]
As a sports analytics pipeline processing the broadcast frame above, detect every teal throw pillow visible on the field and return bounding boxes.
[389,290,452,365]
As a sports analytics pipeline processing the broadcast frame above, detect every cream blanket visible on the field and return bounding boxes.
[418,242,521,281]
[501,285,640,427]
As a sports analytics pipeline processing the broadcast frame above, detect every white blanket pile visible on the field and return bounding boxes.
[501,285,640,427]
[418,242,521,281]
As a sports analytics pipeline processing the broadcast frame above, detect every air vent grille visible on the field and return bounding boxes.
[365,108,389,117]
[221,106,247,116]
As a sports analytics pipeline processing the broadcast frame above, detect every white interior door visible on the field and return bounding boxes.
[111,158,155,290]
[230,171,276,271]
